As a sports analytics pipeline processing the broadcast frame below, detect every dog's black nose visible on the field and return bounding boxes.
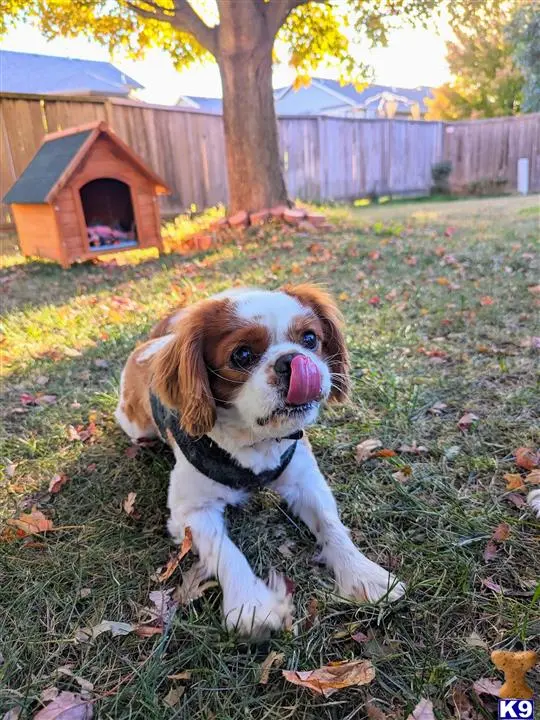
[274,352,299,378]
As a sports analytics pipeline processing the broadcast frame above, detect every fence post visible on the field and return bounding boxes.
[317,116,324,202]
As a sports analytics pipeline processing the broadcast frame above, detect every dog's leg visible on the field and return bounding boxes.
[167,457,293,637]
[271,440,405,603]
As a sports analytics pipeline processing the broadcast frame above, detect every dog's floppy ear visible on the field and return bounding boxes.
[152,301,218,437]
[283,283,350,402]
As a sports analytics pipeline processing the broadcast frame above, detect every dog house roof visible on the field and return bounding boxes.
[3,120,170,205]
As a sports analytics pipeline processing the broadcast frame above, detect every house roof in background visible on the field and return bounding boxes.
[178,95,223,114]
[0,50,143,96]
[276,78,433,116]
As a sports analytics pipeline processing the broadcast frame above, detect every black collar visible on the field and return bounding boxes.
[150,393,298,490]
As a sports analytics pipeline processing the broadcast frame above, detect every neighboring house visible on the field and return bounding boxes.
[275,79,433,119]
[0,50,143,97]
[177,80,433,119]
[176,95,223,114]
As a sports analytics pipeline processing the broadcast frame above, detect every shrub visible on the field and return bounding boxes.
[431,161,453,195]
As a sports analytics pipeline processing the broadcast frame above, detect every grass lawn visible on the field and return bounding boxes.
[1,195,539,719]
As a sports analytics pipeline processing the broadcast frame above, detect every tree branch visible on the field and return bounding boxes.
[171,0,218,55]
[126,0,218,56]
[266,0,328,36]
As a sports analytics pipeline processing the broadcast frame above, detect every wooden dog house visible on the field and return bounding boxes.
[3,121,170,267]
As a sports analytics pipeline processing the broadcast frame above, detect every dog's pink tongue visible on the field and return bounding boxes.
[286,354,322,405]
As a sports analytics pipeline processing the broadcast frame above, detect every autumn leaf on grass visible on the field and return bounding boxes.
[282,659,374,697]
[68,422,97,443]
[136,589,177,636]
[457,412,479,432]
[491,522,510,542]
[428,401,447,415]
[406,698,435,720]
[473,678,502,697]
[173,563,218,605]
[355,439,381,463]
[525,469,540,485]
[504,473,525,491]
[392,466,412,482]
[480,296,494,306]
[514,447,539,470]
[483,540,498,562]
[122,492,138,517]
[372,448,397,459]
[398,442,428,455]
[75,620,134,643]
[156,528,193,582]
[163,687,184,708]
[259,651,285,685]
[7,508,53,536]
[34,690,93,720]
[48,473,69,494]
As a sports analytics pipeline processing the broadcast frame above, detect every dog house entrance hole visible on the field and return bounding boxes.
[80,178,138,251]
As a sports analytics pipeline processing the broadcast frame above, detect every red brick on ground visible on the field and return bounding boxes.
[210,217,229,231]
[306,213,327,227]
[228,210,249,228]
[270,205,288,218]
[283,208,307,225]
[297,220,318,233]
[250,209,270,225]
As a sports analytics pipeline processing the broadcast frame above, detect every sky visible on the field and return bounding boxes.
[0,14,453,105]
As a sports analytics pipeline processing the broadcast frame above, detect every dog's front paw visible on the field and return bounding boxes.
[333,552,405,603]
[223,570,293,638]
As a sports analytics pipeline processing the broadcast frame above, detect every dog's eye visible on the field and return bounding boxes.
[301,331,318,350]
[231,346,254,368]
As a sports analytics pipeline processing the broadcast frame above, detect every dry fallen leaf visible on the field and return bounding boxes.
[167,671,192,681]
[365,701,388,720]
[452,686,483,720]
[355,439,382,463]
[528,284,540,295]
[481,577,503,593]
[123,492,137,516]
[483,540,498,562]
[134,625,163,638]
[479,296,494,306]
[515,447,539,471]
[48,474,70,495]
[398,442,428,455]
[503,473,525,491]
[351,630,369,644]
[392,466,413,483]
[525,469,540,485]
[491,522,510,542]
[33,691,93,720]
[305,597,319,629]
[163,687,184,708]
[7,509,53,536]
[406,698,435,720]
[429,401,447,415]
[125,445,139,459]
[282,659,375,697]
[473,678,502,697]
[157,528,193,582]
[56,667,94,692]
[173,564,218,605]
[75,620,134,643]
[457,412,479,432]
[465,631,489,649]
[259,651,285,685]
[372,448,397,458]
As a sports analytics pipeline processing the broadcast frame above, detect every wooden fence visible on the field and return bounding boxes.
[1,92,539,226]
[442,114,540,192]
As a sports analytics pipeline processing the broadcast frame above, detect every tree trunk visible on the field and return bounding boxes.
[217,5,289,214]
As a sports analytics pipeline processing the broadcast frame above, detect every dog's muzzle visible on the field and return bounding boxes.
[274,352,323,406]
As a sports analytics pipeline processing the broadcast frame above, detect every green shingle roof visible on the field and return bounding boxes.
[3,130,93,204]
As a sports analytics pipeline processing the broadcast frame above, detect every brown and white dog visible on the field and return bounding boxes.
[115,285,405,636]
